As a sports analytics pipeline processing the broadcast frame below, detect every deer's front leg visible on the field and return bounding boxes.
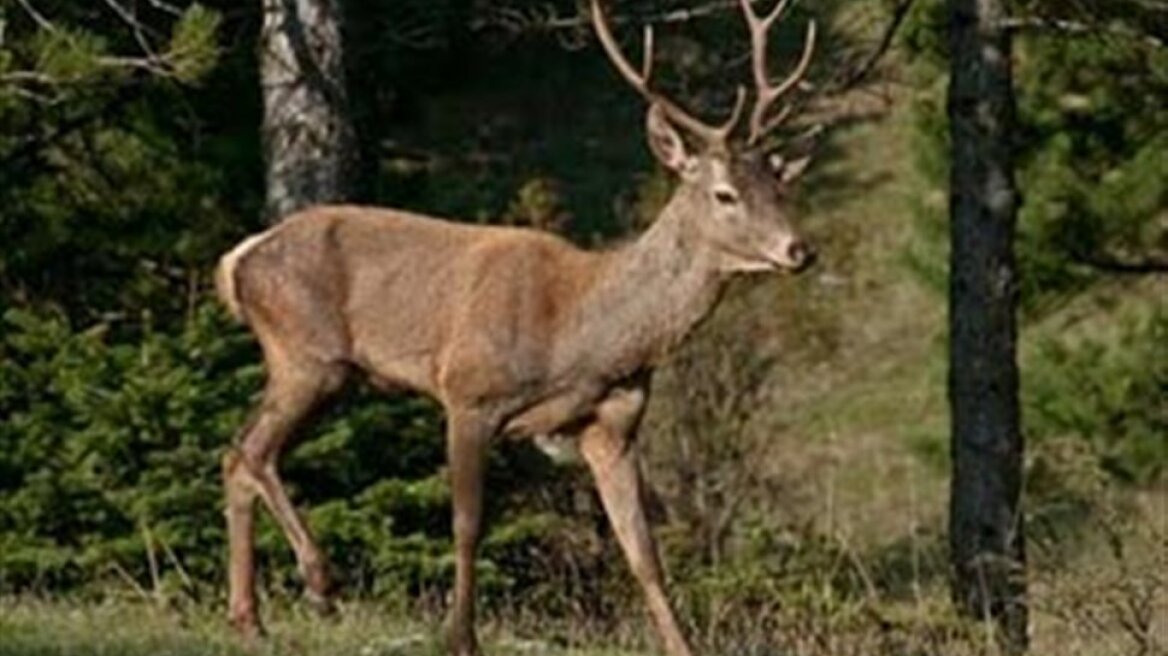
[445,410,495,656]
[580,389,694,656]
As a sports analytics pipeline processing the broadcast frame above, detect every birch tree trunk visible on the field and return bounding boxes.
[947,0,1028,652]
[260,0,356,222]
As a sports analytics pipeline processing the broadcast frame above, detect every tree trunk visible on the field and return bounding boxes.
[259,0,357,222]
[947,0,1028,652]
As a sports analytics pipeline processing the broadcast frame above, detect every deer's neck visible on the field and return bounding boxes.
[564,189,726,379]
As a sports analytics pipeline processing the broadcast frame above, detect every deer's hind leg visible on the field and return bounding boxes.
[223,351,348,635]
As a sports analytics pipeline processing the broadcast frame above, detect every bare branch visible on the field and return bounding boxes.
[97,55,176,77]
[1073,251,1168,275]
[99,0,162,59]
[471,0,745,37]
[143,0,184,18]
[756,0,915,141]
[831,0,916,91]
[1000,16,1166,49]
[0,70,57,84]
[13,0,56,32]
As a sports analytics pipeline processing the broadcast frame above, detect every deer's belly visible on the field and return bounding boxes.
[532,433,581,464]
[502,385,599,440]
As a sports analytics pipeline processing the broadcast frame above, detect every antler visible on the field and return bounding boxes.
[739,0,817,145]
[591,0,746,148]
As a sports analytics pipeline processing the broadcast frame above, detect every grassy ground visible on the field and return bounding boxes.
[0,598,648,656]
[2,513,1162,656]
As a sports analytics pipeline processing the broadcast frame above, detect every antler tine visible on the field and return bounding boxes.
[739,0,817,145]
[716,86,749,139]
[591,0,742,146]
[641,25,654,80]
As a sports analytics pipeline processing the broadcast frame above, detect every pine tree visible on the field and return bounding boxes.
[947,0,1028,651]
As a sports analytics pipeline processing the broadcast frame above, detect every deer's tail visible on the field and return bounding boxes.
[215,230,274,323]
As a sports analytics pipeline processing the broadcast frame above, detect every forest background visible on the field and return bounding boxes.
[0,0,1164,654]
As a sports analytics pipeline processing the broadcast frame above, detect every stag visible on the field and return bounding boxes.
[217,1,816,654]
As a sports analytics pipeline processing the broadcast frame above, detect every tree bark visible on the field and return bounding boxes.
[260,0,357,222]
[947,0,1028,652]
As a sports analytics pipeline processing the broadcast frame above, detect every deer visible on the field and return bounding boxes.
[215,1,816,654]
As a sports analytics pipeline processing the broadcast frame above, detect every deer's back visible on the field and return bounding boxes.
[228,205,606,404]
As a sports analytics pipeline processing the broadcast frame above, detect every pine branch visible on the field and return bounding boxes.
[1,85,139,176]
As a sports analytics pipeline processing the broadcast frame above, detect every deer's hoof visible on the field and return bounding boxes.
[228,612,265,642]
[304,590,338,618]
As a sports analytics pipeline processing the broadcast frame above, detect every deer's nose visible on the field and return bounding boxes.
[787,239,817,272]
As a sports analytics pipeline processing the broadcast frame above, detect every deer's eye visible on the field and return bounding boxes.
[713,188,739,205]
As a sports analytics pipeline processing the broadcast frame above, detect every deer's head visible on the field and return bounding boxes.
[593,0,818,273]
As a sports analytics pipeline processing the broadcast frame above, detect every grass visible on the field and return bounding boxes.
[0,598,649,656]
[3,510,1163,656]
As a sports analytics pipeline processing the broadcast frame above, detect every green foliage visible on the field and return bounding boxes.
[168,5,222,84]
[1025,305,1168,484]
[902,0,1167,486]
[1014,26,1168,304]
[34,28,109,84]
[0,305,256,591]
[905,0,1168,309]
[0,2,221,106]
[1,1,244,320]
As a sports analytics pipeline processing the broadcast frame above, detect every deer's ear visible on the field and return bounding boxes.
[646,104,696,177]
[774,154,812,185]
[770,124,822,185]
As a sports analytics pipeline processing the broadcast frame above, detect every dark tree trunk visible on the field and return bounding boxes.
[947,0,1028,652]
[260,0,357,222]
